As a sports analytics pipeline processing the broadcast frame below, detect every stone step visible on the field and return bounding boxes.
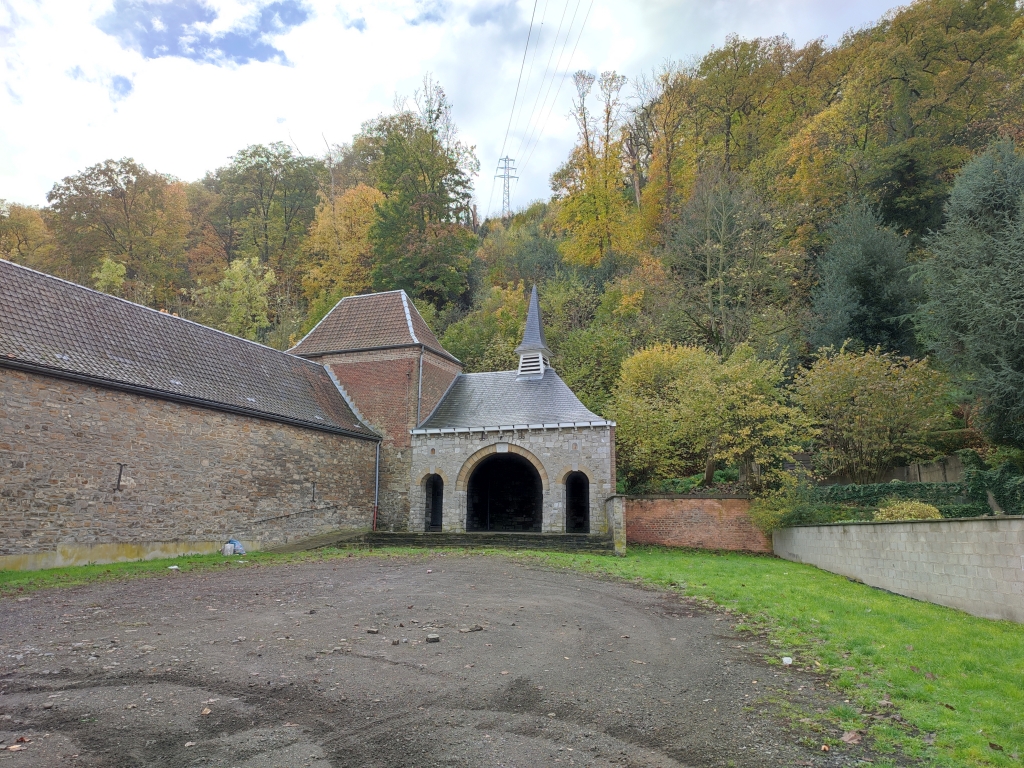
[268,530,616,554]
[364,531,616,553]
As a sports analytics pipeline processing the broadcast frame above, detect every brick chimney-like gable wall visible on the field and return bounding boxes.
[316,347,460,531]
[419,353,462,424]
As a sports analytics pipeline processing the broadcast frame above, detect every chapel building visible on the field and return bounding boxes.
[291,286,617,536]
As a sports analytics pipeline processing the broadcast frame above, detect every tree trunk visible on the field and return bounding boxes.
[702,450,717,487]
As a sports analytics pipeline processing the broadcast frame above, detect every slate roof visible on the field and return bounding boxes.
[289,290,455,361]
[0,260,377,439]
[414,369,611,431]
[515,285,550,355]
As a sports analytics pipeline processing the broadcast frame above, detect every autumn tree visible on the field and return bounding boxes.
[192,257,277,341]
[359,76,479,310]
[440,283,527,372]
[610,343,806,492]
[45,159,190,305]
[792,347,949,483]
[301,183,384,332]
[0,202,56,274]
[553,70,638,270]
[661,166,799,356]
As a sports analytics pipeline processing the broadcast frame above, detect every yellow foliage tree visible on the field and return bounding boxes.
[609,343,808,492]
[301,183,384,329]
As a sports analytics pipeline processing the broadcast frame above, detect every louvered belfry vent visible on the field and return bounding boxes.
[518,352,544,376]
[515,286,552,380]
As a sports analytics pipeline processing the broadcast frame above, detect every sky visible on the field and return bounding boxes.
[1,0,899,218]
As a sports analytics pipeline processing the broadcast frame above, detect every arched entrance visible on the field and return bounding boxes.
[425,474,444,531]
[467,454,542,532]
[565,471,590,533]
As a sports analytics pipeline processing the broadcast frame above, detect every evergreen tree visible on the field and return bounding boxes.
[809,202,919,354]
[918,141,1024,446]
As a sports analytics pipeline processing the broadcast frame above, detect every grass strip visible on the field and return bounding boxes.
[522,546,1024,768]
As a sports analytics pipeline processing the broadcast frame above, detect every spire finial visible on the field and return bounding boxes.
[516,285,550,377]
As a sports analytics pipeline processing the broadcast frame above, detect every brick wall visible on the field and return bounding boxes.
[625,496,770,553]
[774,518,1024,623]
[0,368,378,569]
[419,354,461,421]
[320,348,460,531]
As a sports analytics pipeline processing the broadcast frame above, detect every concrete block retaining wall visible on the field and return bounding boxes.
[773,517,1024,623]
[625,496,771,553]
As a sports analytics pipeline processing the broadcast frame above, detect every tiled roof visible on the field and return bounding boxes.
[415,369,610,431]
[0,260,377,439]
[289,290,454,360]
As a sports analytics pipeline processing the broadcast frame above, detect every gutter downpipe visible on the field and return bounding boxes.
[416,348,424,425]
[372,441,381,531]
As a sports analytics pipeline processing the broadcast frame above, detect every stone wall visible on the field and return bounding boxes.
[408,426,615,534]
[0,368,378,569]
[321,348,460,531]
[774,517,1024,623]
[625,496,770,552]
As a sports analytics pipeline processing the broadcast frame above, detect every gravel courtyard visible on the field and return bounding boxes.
[0,554,878,767]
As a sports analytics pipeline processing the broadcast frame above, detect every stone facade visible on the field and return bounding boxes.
[320,347,460,531]
[0,368,378,569]
[774,517,1024,623]
[625,496,770,552]
[407,425,615,534]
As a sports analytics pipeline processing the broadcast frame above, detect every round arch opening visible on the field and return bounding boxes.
[565,471,590,533]
[424,474,444,532]
[467,454,542,532]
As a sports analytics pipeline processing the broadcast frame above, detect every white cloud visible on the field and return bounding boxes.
[1,0,897,215]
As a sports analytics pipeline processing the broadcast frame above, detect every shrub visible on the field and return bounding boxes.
[874,500,943,521]
[749,481,872,534]
[792,347,950,483]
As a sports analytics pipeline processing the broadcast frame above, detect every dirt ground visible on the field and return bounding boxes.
[0,554,888,767]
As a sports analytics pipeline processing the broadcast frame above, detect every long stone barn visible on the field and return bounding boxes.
[1,262,620,569]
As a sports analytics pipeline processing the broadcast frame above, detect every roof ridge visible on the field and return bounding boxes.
[1,259,329,372]
[398,290,419,344]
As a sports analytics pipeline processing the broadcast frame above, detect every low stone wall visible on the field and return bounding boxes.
[1,368,379,570]
[774,517,1024,623]
[625,496,770,553]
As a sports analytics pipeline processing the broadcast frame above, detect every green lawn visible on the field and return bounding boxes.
[529,547,1024,768]
[2,545,1021,767]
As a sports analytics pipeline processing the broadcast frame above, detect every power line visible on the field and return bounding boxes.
[511,0,577,166]
[508,0,555,157]
[519,0,595,176]
[486,0,539,220]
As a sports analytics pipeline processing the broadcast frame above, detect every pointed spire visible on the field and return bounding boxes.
[516,285,551,378]
[515,285,550,356]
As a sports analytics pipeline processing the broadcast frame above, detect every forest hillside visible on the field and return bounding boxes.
[4,0,1024,499]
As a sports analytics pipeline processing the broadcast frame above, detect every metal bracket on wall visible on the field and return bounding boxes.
[115,463,127,492]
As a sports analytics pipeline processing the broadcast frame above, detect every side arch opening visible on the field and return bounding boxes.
[565,471,590,533]
[424,474,444,532]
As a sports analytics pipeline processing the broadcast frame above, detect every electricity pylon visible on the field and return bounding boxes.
[494,157,518,220]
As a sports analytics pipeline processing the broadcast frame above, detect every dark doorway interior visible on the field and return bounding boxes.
[467,454,542,532]
[425,475,444,531]
[565,471,590,533]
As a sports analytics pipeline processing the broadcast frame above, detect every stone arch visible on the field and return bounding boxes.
[414,466,451,488]
[555,465,595,486]
[455,443,549,493]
